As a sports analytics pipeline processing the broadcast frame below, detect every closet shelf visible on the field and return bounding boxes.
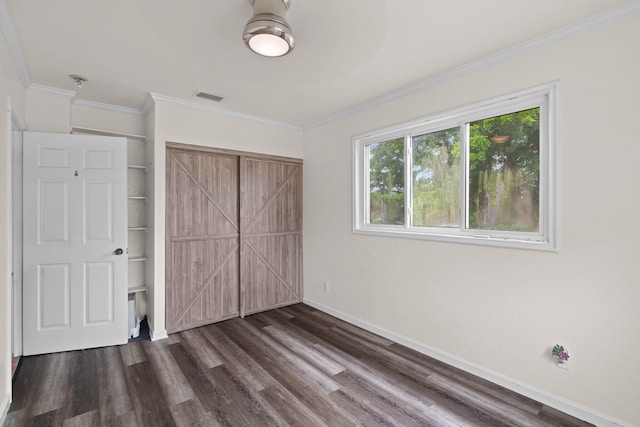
[71,127,147,142]
[128,257,147,262]
[128,196,148,201]
[128,165,148,172]
[128,285,148,294]
[128,227,148,231]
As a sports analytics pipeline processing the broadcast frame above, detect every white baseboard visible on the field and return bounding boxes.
[0,392,10,426]
[148,324,168,341]
[303,298,629,427]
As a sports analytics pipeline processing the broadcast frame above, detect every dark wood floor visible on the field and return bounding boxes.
[5,304,592,427]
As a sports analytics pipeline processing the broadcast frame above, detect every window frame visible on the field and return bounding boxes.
[353,83,557,251]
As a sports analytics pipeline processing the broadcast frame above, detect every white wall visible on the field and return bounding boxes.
[26,89,71,133]
[148,100,304,338]
[303,14,640,426]
[0,22,25,422]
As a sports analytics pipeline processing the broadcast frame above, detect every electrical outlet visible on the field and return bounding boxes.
[323,281,329,292]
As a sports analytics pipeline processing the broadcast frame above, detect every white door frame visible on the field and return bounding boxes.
[8,96,25,358]
[10,120,24,357]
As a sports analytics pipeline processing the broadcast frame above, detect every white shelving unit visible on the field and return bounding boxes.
[71,127,150,296]
[126,137,149,296]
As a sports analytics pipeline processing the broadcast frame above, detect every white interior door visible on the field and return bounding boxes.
[22,132,128,355]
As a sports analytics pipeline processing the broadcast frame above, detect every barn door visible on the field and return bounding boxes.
[240,156,303,316]
[166,148,240,333]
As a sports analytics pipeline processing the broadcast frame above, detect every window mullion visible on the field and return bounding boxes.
[363,143,371,225]
[405,134,412,229]
[461,123,469,233]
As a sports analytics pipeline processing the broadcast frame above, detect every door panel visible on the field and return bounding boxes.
[38,180,69,243]
[38,145,69,167]
[242,235,301,313]
[38,263,70,329]
[23,131,128,355]
[85,182,113,241]
[84,148,113,169]
[84,261,114,324]
[166,148,240,333]
[240,157,302,316]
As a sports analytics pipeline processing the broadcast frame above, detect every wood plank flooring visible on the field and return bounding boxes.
[5,304,593,426]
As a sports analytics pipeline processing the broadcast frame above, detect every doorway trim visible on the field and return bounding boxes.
[9,96,25,358]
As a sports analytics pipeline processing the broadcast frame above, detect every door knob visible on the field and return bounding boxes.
[114,248,124,255]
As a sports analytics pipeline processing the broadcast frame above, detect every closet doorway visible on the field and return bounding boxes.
[165,143,302,333]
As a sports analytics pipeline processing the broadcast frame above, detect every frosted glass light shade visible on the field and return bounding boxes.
[243,0,294,57]
[248,33,291,57]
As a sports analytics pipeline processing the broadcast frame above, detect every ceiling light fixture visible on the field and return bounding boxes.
[243,0,294,57]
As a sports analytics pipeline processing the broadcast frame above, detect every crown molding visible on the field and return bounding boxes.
[142,94,155,116]
[0,0,31,88]
[29,83,76,99]
[73,98,144,116]
[304,0,640,130]
[149,93,303,132]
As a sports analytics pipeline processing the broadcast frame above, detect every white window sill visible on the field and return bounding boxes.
[353,227,557,252]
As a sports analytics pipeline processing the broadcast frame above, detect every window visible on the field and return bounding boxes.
[354,84,556,250]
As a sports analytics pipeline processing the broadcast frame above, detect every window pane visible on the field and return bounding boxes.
[412,128,460,227]
[468,108,540,232]
[368,138,405,225]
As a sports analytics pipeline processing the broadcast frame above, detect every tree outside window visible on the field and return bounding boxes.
[357,84,554,250]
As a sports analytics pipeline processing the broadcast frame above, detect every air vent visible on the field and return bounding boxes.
[196,92,224,102]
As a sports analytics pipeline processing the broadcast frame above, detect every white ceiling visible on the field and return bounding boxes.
[4,0,634,128]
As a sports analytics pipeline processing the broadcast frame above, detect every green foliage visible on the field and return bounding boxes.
[552,344,565,356]
[412,128,460,227]
[370,192,404,225]
[468,108,540,231]
[369,138,405,225]
[366,108,541,231]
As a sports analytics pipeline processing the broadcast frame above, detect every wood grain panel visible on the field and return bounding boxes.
[166,148,240,333]
[240,157,303,316]
[142,340,195,407]
[125,361,177,426]
[166,144,303,332]
[95,346,134,423]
